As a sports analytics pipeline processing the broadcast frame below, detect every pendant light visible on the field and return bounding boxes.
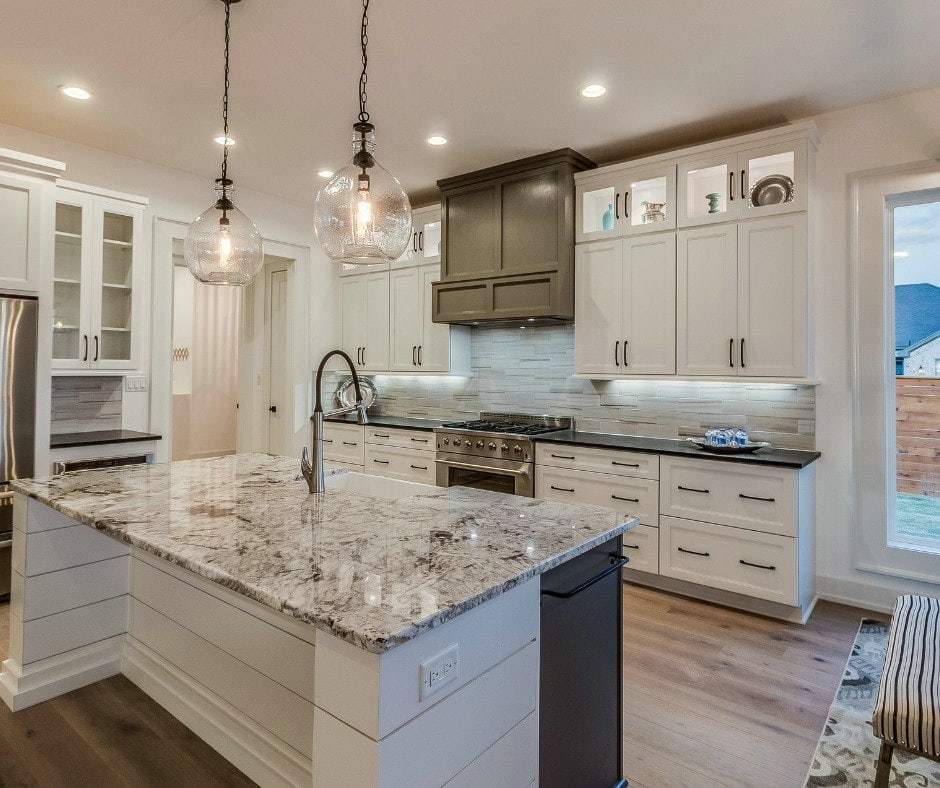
[313,0,412,266]
[184,0,264,286]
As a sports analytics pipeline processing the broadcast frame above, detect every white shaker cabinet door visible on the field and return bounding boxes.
[389,267,422,371]
[676,225,738,376]
[362,271,390,373]
[418,263,451,371]
[737,215,808,377]
[0,172,44,292]
[622,232,676,375]
[574,239,622,375]
[340,276,367,368]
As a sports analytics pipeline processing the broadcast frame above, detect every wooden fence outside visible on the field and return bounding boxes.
[897,376,940,496]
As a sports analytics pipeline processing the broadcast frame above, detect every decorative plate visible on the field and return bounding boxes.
[750,174,794,207]
[335,376,378,411]
[687,437,771,454]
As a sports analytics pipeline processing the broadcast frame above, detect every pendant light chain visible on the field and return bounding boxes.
[220,0,232,198]
[358,0,369,123]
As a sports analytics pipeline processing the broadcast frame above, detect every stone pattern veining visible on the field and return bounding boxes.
[325,324,816,450]
[13,454,634,653]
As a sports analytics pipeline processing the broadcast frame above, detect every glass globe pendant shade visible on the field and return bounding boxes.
[314,123,412,266]
[184,179,264,286]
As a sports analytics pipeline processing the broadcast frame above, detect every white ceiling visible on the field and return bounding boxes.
[2,0,939,206]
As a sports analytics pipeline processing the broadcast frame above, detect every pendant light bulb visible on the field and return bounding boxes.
[184,0,264,286]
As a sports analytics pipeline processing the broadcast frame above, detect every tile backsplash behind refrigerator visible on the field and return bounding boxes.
[51,376,123,434]
[358,324,816,451]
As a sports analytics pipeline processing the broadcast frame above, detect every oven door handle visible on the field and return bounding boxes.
[438,459,530,477]
[0,537,11,549]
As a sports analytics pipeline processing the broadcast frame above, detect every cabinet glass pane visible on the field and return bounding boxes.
[582,186,617,235]
[421,220,441,259]
[53,203,83,360]
[746,151,795,208]
[629,176,669,228]
[100,211,133,361]
[685,164,729,221]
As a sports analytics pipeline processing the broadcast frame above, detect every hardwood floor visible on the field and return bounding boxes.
[621,583,890,788]
[0,588,887,787]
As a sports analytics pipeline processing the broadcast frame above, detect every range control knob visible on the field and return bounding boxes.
[501,444,509,452]
[513,445,522,454]
[465,440,472,448]
[488,442,497,450]
[442,437,449,445]
[475,440,484,449]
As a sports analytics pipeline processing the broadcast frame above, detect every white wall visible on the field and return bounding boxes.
[805,86,940,610]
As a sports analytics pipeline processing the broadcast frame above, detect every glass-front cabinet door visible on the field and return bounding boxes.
[94,204,138,367]
[677,154,737,228]
[394,205,442,267]
[52,198,93,368]
[737,139,808,218]
[576,174,622,242]
[623,165,677,236]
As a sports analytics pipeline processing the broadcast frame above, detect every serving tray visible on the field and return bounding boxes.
[687,437,771,454]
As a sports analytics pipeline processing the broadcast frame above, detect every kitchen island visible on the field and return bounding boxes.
[1,453,636,787]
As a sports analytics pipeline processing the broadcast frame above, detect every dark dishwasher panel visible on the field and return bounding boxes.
[540,535,627,788]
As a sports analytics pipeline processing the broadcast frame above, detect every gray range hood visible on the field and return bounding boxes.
[431,149,595,325]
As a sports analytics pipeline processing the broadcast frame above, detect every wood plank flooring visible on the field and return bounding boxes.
[0,587,887,787]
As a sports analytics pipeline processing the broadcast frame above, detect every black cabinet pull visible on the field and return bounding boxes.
[623,190,629,220]
[739,493,776,503]
[540,555,629,598]
[93,335,99,362]
[740,169,746,200]
[412,345,417,365]
[550,485,575,492]
[323,439,334,443]
[418,231,424,251]
[413,233,418,253]
[739,559,775,571]
[82,334,88,362]
[342,441,358,446]
[740,337,746,368]
[728,171,734,201]
[373,459,389,464]
[373,433,390,438]
[611,494,639,503]
[550,454,575,460]
[417,346,422,365]
[677,546,710,557]
[623,338,629,367]
[678,485,710,494]
[410,437,429,443]
[729,337,735,368]
[410,464,428,470]
[622,543,640,550]
[614,340,620,367]
[611,461,639,468]
[614,192,620,220]
[268,405,277,413]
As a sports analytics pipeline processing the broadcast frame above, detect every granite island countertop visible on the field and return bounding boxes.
[12,453,636,654]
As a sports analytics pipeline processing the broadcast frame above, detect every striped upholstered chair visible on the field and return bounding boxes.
[871,595,940,787]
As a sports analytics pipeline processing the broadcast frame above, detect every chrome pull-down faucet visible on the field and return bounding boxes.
[302,350,369,493]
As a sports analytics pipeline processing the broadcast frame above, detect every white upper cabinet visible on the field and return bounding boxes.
[576,164,676,243]
[389,267,423,370]
[0,172,46,293]
[51,185,146,372]
[575,232,676,376]
[340,271,389,373]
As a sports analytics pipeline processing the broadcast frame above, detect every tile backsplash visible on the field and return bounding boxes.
[339,324,815,450]
[51,376,123,434]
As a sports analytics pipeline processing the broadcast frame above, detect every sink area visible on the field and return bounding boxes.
[323,470,437,500]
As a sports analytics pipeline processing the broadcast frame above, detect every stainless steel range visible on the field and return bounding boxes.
[434,412,572,497]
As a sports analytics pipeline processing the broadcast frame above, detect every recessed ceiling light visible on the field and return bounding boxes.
[426,135,448,146]
[59,85,92,100]
[580,83,607,98]
[214,135,236,146]
[317,169,334,178]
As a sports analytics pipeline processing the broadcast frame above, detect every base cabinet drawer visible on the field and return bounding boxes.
[660,456,797,537]
[621,524,659,574]
[535,443,659,480]
[365,426,434,451]
[323,423,365,466]
[535,466,658,526]
[659,516,798,605]
[364,444,436,485]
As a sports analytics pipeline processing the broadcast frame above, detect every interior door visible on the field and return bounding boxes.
[737,215,807,377]
[623,232,676,374]
[266,268,288,453]
[362,271,390,372]
[677,225,738,375]
[418,264,450,371]
[340,276,366,368]
[389,267,421,371]
[574,239,623,375]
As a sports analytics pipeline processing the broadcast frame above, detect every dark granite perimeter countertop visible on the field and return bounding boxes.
[325,413,445,431]
[50,430,163,449]
[533,431,820,468]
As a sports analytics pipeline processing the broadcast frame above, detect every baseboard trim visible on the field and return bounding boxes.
[122,636,310,788]
[814,575,908,615]
[0,635,124,711]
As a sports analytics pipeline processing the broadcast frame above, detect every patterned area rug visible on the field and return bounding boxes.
[805,619,940,787]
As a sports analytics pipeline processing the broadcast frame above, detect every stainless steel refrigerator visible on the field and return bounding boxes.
[0,296,37,601]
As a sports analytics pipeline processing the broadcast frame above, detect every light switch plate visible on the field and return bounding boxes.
[419,643,459,701]
[124,376,148,392]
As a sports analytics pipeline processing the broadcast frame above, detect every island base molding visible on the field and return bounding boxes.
[623,569,818,624]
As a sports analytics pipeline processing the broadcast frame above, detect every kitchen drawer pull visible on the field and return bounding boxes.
[738,493,776,502]
[550,453,576,460]
[373,433,390,438]
[541,554,629,599]
[410,464,428,470]
[677,546,710,557]
[728,171,734,201]
[413,345,417,365]
[342,441,358,446]
[739,559,776,571]
[740,337,746,368]
[362,347,366,365]
[622,543,640,550]
[550,485,575,492]
[417,346,422,365]
[623,338,628,367]
[82,334,88,362]
[372,459,389,464]
[410,437,429,443]
[418,231,424,251]
[729,337,735,368]
[413,232,418,253]
[614,340,620,367]
[677,485,710,494]
[611,494,639,503]
[740,169,746,200]
[614,192,620,220]
[611,461,639,467]
[323,439,334,444]
[93,335,99,362]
